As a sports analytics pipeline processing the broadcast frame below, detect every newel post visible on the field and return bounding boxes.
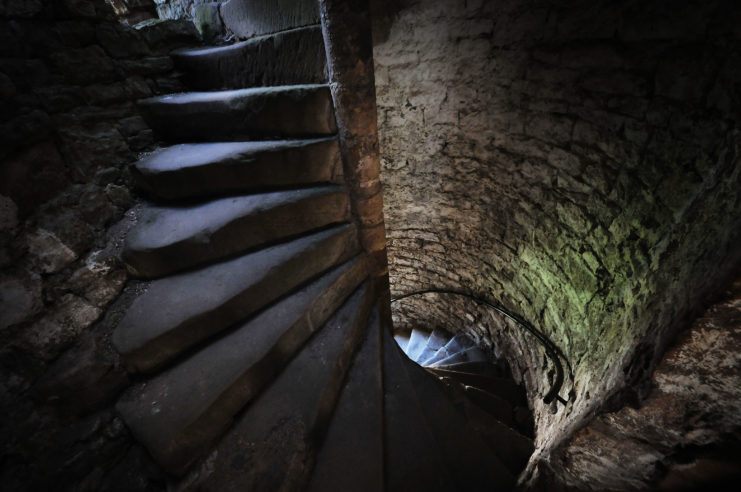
[318,0,392,320]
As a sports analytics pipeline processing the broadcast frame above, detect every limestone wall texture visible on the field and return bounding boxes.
[555,270,741,490]
[0,1,198,490]
[153,0,219,21]
[373,0,741,486]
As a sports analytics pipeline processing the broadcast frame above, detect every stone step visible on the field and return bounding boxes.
[132,138,343,201]
[138,84,336,142]
[393,332,410,352]
[116,256,369,475]
[428,373,533,476]
[112,224,359,373]
[463,385,515,427]
[383,327,454,491]
[434,360,496,375]
[427,345,487,368]
[172,25,326,90]
[179,281,374,490]
[426,368,526,407]
[460,395,534,476]
[419,331,475,366]
[403,327,429,362]
[307,308,383,492]
[402,351,515,490]
[123,185,350,278]
[414,328,449,365]
[219,0,319,40]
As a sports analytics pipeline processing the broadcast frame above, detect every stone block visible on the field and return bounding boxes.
[0,194,18,231]
[118,56,172,76]
[60,0,100,18]
[193,1,224,41]
[0,57,50,89]
[95,23,151,58]
[0,271,42,330]
[0,71,15,100]
[57,121,132,180]
[0,0,44,18]
[50,46,117,85]
[15,294,102,360]
[35,333,129,413]
[25,228,78,273]
[32,85,85,112]
[1,141,70,217]
[220,0,319,39]
[135,18,199,54]
[53,20,98,48]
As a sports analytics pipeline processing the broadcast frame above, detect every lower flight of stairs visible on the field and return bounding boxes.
[396,329,535,470]
[109,21,535,491]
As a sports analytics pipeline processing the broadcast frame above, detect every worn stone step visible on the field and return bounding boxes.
[427,345,487,368]
[112,224,359,373]
[429,373,533,476]
[463,385,515,427]
[460,395,534,476]
[433,360,494,375]
[420,331,475,366]
[404,327,429,363]
[178,282,374,490]
[138,84,336,142]
[403,352,515,490]
[307,308,383,492]
[427,368,526,407]
[123,185,350,278]
[414,328,449,365]
[172,25,326,90]
[116,256,368,475]
[393,332,410,352]
[132,138,342,200]
[383,327,453,491]
[220,0,319,40]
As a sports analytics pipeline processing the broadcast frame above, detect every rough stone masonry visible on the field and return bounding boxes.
[373,0,741,487]
[0,1,199,489]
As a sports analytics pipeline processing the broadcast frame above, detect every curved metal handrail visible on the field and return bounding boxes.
[390,288,571,405]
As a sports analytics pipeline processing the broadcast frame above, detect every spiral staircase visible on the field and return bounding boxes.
[111,3,535,490]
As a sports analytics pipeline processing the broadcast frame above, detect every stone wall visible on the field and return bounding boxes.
[0,1,199,489]
[373,0,741,485]
[104,0,158,24]
[553,268,741,490]
[153,0,219,21]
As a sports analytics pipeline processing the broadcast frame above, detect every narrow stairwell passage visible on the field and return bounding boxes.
[108,6,535,490]
[395,328,535,475]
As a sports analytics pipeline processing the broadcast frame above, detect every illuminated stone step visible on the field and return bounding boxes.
[403,327,429,362]
[427,345,487,368]
[131,138,342,200]
[419,331,475,366]
[138,84,336,142]
[414,329,449,364]
[393,332,410,351]
[113,224,359,373]
[123,185,350,278]
[172,25,326,90]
